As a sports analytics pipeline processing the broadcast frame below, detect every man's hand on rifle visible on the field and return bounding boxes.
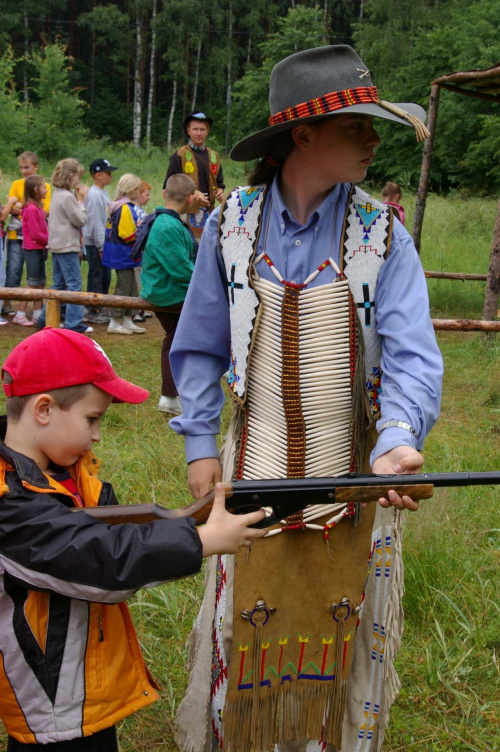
[372,445,424,512]
[188,457,222,499]
[198,483,266,556]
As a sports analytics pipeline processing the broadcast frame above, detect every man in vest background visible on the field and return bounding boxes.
[163,111,225,239]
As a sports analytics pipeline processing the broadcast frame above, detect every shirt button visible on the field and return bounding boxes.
[294,239,301,246]
[314,227,319,232]
[291,280,297,285]
[280,223,285,230]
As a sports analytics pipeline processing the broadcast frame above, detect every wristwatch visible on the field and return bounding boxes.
[378,419,418,438]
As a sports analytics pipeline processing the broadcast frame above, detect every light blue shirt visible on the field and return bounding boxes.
[170,177,443,467]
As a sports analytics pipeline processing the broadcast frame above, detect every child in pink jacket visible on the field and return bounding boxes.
[13,175,48,326]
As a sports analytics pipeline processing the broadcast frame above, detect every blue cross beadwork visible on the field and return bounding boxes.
[357,282,375,326]
[228,263,244,304]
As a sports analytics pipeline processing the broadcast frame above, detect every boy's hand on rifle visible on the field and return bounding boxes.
[188,457,222,499]
[372,445,424,512]
[198,483,266,557]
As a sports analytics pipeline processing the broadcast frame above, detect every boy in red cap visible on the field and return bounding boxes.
[0,328,265,751]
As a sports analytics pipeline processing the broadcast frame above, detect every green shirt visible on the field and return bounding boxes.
[140,209,194,307]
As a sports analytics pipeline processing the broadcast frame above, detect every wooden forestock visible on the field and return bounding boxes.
[334,484,434,504]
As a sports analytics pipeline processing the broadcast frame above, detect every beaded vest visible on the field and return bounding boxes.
[220,186,392,456]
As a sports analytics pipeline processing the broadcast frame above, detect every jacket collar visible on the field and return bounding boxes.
[0,438,99,490]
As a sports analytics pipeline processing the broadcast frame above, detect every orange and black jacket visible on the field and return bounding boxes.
[0,437,202,744]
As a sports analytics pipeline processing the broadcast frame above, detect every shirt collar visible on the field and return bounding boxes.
[270,175,343,235]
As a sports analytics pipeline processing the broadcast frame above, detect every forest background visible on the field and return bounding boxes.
[0,0,499,196]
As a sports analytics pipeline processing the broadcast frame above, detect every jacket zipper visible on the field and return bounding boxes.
[97,613,104,642]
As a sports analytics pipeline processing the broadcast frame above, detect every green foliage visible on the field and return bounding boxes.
[355,0,500,194]
[231,5,328,144]
[0,47,27,164]
[26,43,89,158]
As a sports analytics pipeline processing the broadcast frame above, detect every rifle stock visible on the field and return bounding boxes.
[72,471,500,528]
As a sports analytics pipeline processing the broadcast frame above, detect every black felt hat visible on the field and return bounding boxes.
[183,111,214,135]
[230,45,429,162]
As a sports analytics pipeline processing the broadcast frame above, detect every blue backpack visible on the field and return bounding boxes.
[130,208,198,262]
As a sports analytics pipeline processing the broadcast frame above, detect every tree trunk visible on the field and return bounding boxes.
[167,78,177,152]
[225,0,233,153]
[181,29,190,137]
[191,34,202,111]
[483,199,500,321]
[133,13,143,148]
[412,84,440,253]
[146,0,157,151]
[90,18,96,109]
[23,9,29,103]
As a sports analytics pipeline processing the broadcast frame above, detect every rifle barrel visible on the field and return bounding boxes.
[230,471,500,501]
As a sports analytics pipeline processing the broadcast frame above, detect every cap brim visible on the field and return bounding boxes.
[90,166,118,174]
[95,377,149,404]
[230,102,427,162]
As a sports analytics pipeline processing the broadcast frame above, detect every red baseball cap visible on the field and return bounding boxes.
[2,328,149,404]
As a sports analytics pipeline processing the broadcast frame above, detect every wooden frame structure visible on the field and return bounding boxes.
[412,63,500,321]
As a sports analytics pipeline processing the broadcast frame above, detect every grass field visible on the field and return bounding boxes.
[0,155,498,750]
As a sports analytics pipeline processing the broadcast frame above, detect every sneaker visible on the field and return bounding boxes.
[12,314,34,327]
[83,311,110,324]
[0,317,8,326]
[123,316,146,334]
[132,313,146,322]
[157,395,182,415]
[83,326,94,334]
[143,311,153,318]
[107,319,133,335]
[8,311,17,317]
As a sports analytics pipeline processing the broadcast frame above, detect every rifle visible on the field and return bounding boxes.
[73,472,500,529]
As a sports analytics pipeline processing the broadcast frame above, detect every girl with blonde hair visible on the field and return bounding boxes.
[102,173,145,334]
[40,158,91,333]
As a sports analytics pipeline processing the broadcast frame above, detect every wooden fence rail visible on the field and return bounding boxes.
[0,287,157,329]
[424,271,488,281]
[0,288,498,332]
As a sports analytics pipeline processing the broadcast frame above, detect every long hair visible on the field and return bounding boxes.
[23,175,46,207]
[52,158,80,190]
[382,181,402,200]
[247,131,296,186]
[114,173,142,201]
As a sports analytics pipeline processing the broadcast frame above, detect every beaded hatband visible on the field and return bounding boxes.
[268,86,379,126]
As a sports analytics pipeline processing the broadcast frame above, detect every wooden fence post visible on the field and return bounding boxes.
[45,300,61,329]
[483,198,500,321]
[412,84,440,254]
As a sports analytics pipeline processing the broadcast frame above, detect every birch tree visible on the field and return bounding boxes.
[146,0,157,150]
[133,11,143,147]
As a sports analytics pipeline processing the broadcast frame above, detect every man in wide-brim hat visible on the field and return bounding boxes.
[172,45,443,752]
[163,111,225,240]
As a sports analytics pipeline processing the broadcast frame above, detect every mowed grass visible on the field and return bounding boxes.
[0,163,498,750]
